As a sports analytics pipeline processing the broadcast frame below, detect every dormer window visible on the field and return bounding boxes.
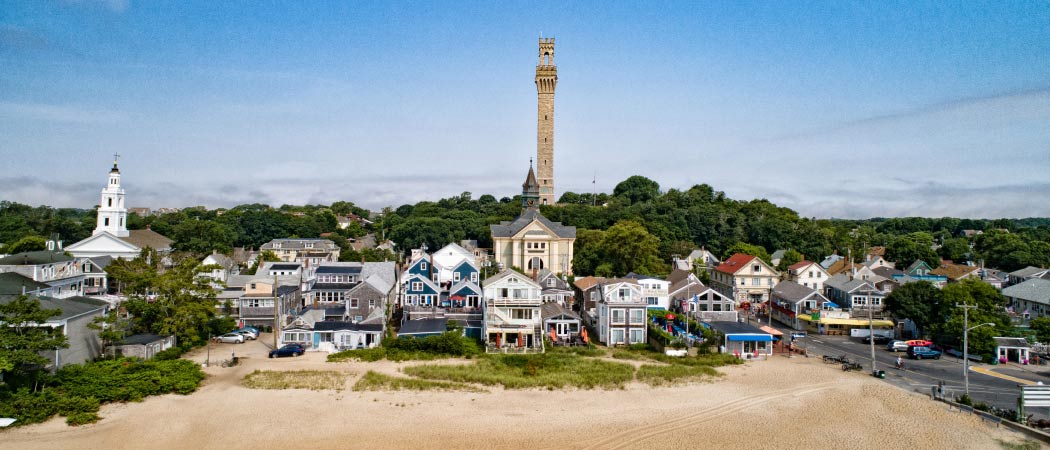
[421,262,427,270]
[753,265,761,273]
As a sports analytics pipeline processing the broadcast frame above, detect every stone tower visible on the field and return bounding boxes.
[535,38,557,206]
[93,156,129,237]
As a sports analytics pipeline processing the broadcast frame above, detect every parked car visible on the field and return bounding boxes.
[269,344,305,358]
[907,346,942,360]
[233,329,258,340]
[886,340,909,352]
[214,332,245,344]
[862,335,891,345]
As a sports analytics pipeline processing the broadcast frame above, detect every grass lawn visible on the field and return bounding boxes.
[403,353,636,390]
[352,371,486,393]
[242,370,350,391]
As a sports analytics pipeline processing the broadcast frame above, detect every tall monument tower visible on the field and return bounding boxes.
[535,37,557,206]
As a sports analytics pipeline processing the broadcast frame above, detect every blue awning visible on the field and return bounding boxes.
[823,301,840,308]
[726,334,775,342]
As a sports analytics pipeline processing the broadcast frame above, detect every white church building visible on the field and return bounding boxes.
[66,158,173,260]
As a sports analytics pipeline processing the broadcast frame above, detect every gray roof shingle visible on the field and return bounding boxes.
[489,209,576,239]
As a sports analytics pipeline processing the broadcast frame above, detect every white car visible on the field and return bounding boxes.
[214,332,245,344]
[886,340,909,352]
[233,329,258,340]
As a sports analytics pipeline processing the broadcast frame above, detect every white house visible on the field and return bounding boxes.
[625,272,670,310]
[785,260,830,292]
[481,270,544,353]
[0,251,87,299]
[711,253,779,305]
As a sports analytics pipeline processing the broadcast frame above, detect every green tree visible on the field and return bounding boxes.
[885,232,940,268]
[0,295,69,389]
[883,281,944,338]
[113,256,220,346]
[612,176,660,204]
[722,242,772,266]
[5,235,49,253]
[938,237,972,262]
[598,220,666,277]
[940,279,1011,358]
[776,249,803,272]
[1029,317,1050,343]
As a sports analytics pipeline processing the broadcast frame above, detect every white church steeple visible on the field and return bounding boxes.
[93,154,129,237]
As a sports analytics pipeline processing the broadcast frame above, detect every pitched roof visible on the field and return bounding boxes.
[931,263,980,281]
[316,265,362,274]
[1010,266,1050,278]
[573,276,604,291]
[872,266,905,279]
[115,333,170,346]
[825,274,880,294]
[868,246,886,257]
[0,251,74,265]
[398,318,448,335]
[1002,279,1050,305]
[825,259,864,275]
[482,269,540,288]
[0,295,108,321]
[788,260,816,272]
[120,228,173,251]
[260,238,338,251]
[522,165,539,192]
[489,208,576,239]
[314,321,383,332]
[772,281,820,302]
[541,302,580,322]
[0,272,50,295]
[666,269,693,285]
[714,253,759,275]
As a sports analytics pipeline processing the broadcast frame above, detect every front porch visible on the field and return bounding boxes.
[485,329,544,354]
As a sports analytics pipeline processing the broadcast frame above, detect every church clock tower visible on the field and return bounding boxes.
[535,37,557,206]
[93,156,129,237]
[521,161,540,211]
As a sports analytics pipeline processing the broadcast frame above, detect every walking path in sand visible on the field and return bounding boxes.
[0,339,1040,450]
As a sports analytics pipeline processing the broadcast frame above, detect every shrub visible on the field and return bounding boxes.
[352,371,485,392]
[405,353,636,390]
[243,370,348,391]
[328,332,482,362]
[65,412,100,425]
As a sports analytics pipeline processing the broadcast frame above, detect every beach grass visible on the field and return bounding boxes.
[404,353,635,390]
[636,364,720,386]
[352,371,486,393]
[242,370,350,391]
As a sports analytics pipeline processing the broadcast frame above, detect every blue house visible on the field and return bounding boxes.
[450,260,480,285]
[403,273,440,307]
[406,255,435,281]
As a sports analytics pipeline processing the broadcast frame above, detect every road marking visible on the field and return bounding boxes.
[970,366,1037,385]
[812,339,823,344]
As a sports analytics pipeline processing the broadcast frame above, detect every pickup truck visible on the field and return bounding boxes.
[907,346,942,360]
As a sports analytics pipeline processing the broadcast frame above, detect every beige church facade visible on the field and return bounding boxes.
[490,166,575,275]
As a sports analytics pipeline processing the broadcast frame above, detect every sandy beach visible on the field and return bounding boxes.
[0,341,1038,450]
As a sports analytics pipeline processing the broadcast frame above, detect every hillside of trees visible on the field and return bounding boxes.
[2,175,1049,275]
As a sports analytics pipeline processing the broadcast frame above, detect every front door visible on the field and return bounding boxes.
[556,322,569,337]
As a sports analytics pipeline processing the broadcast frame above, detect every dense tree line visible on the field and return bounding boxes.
[3,176,1049,273]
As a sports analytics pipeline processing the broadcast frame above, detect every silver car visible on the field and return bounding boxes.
[214,332,245,344]
[886,340,909,352]
[233,329,258,340]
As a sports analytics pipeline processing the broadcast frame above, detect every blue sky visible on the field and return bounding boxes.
[1,1,1048,218]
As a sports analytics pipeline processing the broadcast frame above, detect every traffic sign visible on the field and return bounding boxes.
[791,332,807,339]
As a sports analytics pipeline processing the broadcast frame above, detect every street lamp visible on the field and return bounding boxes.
[963,321,996,397]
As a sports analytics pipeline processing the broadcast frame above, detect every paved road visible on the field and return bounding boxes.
[757,318,1050,418]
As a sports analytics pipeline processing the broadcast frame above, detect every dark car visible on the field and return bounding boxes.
[862,335,891,345]
[269,344,305,358]
[907,346,942,360]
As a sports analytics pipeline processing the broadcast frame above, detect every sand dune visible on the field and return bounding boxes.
[0,342,1036,450]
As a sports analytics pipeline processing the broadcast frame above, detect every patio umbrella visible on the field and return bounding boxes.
[518,332,523,348]
[581,328,589,344]
[549,328,558,343]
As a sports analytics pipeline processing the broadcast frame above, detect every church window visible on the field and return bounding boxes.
[104,218,110,226]
[108,198,112,207]
[119,218,123,227]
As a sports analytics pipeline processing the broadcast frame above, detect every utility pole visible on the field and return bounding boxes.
[868,290,877,374]
[958,302,977,397]
[273,274,280,349]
